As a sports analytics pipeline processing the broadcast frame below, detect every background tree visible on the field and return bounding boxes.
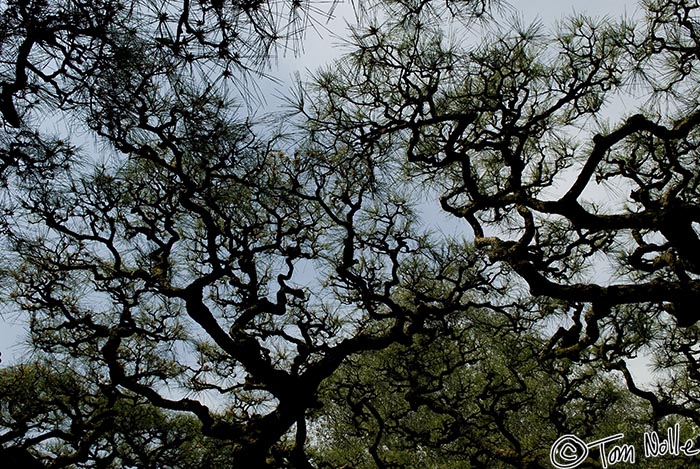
[0,359,238,468]
[309,311,655,468]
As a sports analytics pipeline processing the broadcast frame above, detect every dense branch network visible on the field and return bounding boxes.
[4,0,700,467]
[298,0,700,429]
[0,0,502,467]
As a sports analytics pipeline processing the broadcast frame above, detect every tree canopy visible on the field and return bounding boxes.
[298,0,700,417]
[2,0,700,467]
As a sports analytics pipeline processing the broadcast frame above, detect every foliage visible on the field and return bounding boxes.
[0,359,237,467]
[2,0,700,467]
[298,0,700,436]
[309,311,652,468]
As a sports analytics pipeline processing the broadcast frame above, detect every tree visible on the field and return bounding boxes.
[0,359,237,468]
[309,311,659,468]
[0,0,501,467]
[4,0,700,467]
[297,0,700,434]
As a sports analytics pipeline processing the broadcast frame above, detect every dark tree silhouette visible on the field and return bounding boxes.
[4,0,700,467]
[297,0,700,431]
[0,0,504,467]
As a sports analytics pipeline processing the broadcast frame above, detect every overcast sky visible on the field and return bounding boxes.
[267,0,641,86]
[0,1,642,372]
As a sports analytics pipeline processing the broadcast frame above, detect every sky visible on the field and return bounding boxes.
[265,0,642,90]
[0,0,646,379]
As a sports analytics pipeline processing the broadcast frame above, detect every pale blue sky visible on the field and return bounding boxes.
[0,1,642,373]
